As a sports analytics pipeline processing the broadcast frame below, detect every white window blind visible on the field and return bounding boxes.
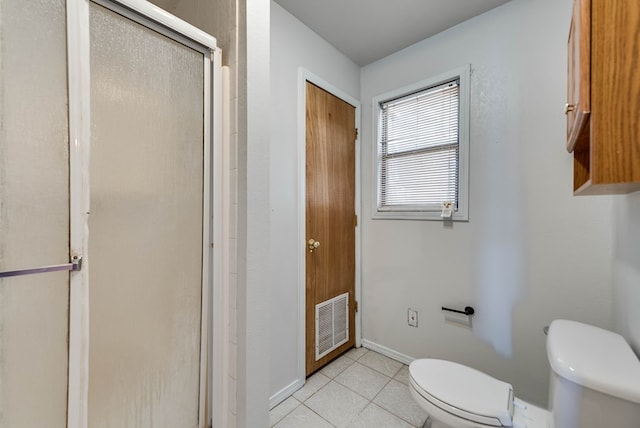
[378,79,460,212]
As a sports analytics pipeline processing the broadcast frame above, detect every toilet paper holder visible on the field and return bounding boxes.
[441,306,475,316]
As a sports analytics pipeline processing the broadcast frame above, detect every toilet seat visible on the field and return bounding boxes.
[409,359,514,427]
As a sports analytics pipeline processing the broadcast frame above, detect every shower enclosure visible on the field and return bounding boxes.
[0,0,221,426]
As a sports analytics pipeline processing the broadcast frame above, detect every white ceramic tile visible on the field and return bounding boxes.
[270,396,300,427]
[229,306,237,345]
[229,200,238,239]
[334,362,391,400]
[373,379,428,427]
[229,342,236,375]
[230,167,238,205]
[306,381,369,428]
[228,375,237,415]
[393,365,410,385]
[320,355,354,379]
[345,347,369,361]
[229,236,237,273]
[229,272,237,310]
[347,403,414,428]
[358,351,403,378]
[293,372,331,402]
[273,405,334,428]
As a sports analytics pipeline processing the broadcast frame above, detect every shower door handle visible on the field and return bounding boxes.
[0,256,83,278]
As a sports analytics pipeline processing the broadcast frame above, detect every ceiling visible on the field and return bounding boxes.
[274,0,511,66]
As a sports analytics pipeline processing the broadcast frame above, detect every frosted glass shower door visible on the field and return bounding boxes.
[88,3,206,427]
[0,0,71,426]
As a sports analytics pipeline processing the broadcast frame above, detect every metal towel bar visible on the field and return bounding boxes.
[0,256,82,278]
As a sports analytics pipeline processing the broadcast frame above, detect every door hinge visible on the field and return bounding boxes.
[354,214,358,227]
[354,128,359,141]
[354,300,359,312]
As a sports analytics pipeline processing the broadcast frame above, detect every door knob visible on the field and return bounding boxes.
[308,239,320,252]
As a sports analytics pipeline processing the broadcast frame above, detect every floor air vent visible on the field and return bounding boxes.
[315,292,349,360]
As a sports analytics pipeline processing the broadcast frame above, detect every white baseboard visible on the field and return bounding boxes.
[269,378,304,410]
[361,339,416,366]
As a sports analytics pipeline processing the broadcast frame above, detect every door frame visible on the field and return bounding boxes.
[296,68,361,385]
[65,1,222,427]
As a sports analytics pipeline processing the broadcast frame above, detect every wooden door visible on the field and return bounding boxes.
[305,82,357,376]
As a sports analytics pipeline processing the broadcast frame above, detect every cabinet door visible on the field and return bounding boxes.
[566,0,590,153]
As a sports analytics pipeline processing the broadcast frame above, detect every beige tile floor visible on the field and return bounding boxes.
[269,348,429,428]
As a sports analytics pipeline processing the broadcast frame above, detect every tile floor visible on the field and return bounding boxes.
[269,348,429,428]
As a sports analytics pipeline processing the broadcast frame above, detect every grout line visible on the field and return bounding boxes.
[303,403,338,428]
[269,397,301,427]
[274,349,415,427]
[358,356,404,378]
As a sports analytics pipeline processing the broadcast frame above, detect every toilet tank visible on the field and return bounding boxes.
[546,320,640,428]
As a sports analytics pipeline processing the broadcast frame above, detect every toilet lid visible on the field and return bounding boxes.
[409,359,513,427]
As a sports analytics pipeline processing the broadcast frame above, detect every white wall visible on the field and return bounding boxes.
[269,1,361,404]
[360,0,614,406]
[235,0,272,426]
[613,191,640,354]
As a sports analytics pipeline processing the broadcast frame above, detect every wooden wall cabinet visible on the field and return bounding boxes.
[566,0,640,194]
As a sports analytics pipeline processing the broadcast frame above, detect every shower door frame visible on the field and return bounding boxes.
[65,1,222,427]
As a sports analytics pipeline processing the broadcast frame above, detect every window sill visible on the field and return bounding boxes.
[373,210,469,221]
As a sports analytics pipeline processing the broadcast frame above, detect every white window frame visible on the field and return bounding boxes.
[372,65,470,221]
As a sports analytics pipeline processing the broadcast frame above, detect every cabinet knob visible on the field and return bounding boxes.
[564,103,575,115]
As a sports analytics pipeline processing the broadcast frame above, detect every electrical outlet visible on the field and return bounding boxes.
[408,309,418,327]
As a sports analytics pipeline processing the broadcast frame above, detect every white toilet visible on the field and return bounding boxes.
[409,320,640,428]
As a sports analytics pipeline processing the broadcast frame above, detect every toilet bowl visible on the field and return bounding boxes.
[408,320,640,428]
[409,359,548,428]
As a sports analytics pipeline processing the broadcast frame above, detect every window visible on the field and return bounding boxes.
[373,65,469,221]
